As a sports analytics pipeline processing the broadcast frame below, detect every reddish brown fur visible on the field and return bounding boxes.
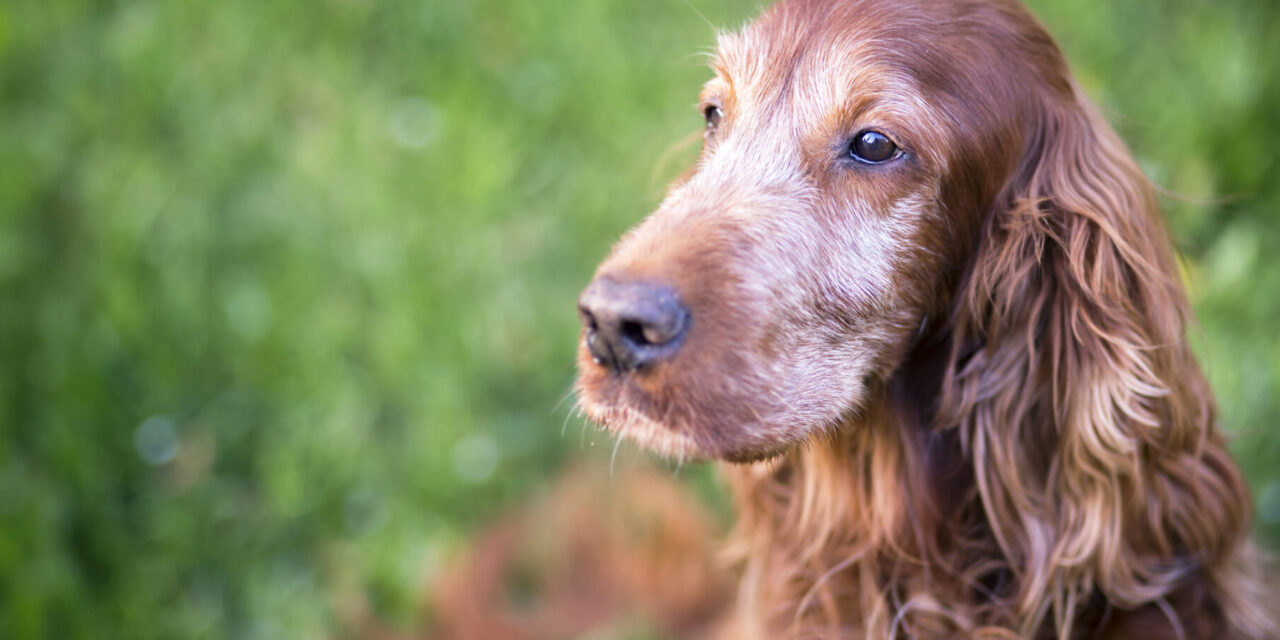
[575,0,1279,637]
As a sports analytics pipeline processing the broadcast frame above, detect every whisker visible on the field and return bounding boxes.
[610,435,623,479]
[550,379,577,415]
[680,0,716,32]
[560,406,576,439]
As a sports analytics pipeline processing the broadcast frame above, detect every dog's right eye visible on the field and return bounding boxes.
[848,130,900,164]
[703,105,724,131]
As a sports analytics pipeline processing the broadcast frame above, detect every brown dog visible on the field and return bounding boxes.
[575,0,1279,637]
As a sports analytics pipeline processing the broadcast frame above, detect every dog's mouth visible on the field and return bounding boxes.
[573,342,711,461]
[575,391,709,462]
[574,334,810,463]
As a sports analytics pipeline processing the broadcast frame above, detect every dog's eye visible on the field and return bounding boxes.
[848,130,899,164]
[703,105,724,131]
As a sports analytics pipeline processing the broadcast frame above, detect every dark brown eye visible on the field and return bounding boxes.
[848,130,898,163]
[703,105,724,131]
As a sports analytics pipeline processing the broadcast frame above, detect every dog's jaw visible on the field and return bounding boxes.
[573,390,708,462]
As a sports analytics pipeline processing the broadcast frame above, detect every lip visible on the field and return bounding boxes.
[574,336,714,456]
[575,386,709,461]
[576,350,796,463]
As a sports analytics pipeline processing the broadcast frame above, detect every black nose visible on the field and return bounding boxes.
[578,277,690,373]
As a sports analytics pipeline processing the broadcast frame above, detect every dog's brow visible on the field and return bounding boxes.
[700,76,731,104]
[709,55,731,80]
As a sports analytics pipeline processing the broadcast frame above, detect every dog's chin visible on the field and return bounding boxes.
[575,388,809,464]
[577,399,711,462]
[574,347,838,463]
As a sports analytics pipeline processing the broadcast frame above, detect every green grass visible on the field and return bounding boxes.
[1,0,1277,637]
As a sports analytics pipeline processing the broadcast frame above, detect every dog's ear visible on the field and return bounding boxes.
[938,87,1270,637]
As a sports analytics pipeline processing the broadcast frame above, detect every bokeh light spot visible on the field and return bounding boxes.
[135,416,180,466]
[387,98,440,150]
[451,433,499,484]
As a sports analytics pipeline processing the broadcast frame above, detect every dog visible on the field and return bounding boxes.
[574,0,1279,637]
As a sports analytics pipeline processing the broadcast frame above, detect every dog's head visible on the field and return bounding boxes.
[576,0,1156,463]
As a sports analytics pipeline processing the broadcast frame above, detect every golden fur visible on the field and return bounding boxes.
[576,0,1279,637]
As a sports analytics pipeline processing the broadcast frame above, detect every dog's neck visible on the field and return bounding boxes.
[714,335,1246,640]
[717,324,1022,637]
[719,385,986,637]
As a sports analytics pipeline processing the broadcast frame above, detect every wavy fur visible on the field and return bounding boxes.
[576,0,1279,637]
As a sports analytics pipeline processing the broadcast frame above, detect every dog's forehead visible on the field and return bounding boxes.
[710,6,939,136]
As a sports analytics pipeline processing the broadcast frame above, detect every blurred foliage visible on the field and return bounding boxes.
[0,0,1277,637]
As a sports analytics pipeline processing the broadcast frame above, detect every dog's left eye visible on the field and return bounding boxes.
[848,130,899,164]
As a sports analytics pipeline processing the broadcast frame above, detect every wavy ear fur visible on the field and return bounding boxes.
[940,85,1277,638]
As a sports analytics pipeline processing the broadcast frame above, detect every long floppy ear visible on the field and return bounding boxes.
[939,86,1274,637]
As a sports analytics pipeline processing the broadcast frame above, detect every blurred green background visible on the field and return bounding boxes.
[1,0,1278,637]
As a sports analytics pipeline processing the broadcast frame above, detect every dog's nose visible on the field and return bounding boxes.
[578,277,690,373]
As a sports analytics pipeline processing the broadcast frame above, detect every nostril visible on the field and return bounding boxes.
[620,320,649,346]
[623,305,688,348]
[578,306,598,332]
